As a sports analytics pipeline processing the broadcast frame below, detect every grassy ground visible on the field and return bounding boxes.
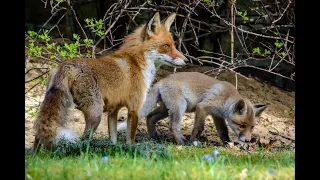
[25,141,295,180]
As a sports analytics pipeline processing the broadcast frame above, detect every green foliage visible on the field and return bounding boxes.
[284,106,295,114]
[38,30,51,42]
[281,51,287,58]
[237,11,249,21]
[252,47,271,57]
[83,38,94,46]
[26,17,105,60]
[25,105,40,117]
[83,38,95,57]
[85,18,105,37]
[264,49,271,55]
[274,41,283,49]
[203,0,222,6]
[27,39,42,57]
[252,47,261,55]
[273,41,288,59]
[26,30,82,59]
[252,40,288,60]
[27,30,37,38]
[39,75,48,86]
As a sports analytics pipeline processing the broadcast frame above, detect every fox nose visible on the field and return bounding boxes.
[239,135,251,143]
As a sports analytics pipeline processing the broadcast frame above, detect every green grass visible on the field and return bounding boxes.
[25,141,295,180]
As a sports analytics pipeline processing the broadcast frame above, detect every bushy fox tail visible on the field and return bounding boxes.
[117,83,161,132]
[33,68,79,151]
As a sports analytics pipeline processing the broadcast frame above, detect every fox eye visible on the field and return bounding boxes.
[239,124,246,128]
[163,44,170,49]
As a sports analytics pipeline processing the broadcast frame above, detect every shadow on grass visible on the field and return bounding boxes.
[48,137,170,159]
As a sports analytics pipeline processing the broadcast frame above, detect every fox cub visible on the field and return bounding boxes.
[118,72,267,145]
[33,12,187,151]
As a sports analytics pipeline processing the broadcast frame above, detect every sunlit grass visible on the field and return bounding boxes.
[26,142,294,180]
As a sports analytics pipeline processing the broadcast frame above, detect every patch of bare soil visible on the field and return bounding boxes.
[25,62,295,151]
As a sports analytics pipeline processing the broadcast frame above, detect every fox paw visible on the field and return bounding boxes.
[191,140,202,147]
[184,140,202,147]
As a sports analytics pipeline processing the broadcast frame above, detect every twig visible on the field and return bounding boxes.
[230,0,235,65]
[103,2,119,21]
[93,0,132,54]
[96,41,123,55]
[269,130,295,141]
[238,64,294,81]
[214,39,226,78]
[253,24,294,31]
[25,70,50,83]
[25,67,50,75]
[66,1,88,39]
[188,16,199,46]
[48,11,68,34]
[25,82,41,95]
[272,0,292,24]
[199,2,295,44]
[230,0,237,88]
[35,8,65,40]
[183,32,211,42]
[178,12,190,51]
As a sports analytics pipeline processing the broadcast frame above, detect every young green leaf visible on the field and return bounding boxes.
[281,51,287,58]
[252,47,261,55]
[274,41,283,48]
[264,49,271,55]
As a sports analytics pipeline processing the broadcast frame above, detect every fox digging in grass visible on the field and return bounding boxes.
[33,12,187,151]
[117,72,267,145]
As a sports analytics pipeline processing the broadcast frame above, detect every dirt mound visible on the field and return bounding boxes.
[25,62,295,151]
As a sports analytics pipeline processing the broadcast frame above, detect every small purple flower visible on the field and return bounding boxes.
[201,154,214,162]
[212,149,220,156]
[28,147,33,152]
[268,169,275,174]
[102,156,108,162]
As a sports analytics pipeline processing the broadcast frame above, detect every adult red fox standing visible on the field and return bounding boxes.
[118,72,267,145]
[33,12,187,151]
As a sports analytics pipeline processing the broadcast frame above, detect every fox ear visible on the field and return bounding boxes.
[253,104,268,117]
[146,12,161,37]
[163,13,176,31]
[234,99,246,115]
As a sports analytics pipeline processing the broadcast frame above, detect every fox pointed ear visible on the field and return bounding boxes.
[146,12,161,37]
[163,13,176,31]
[253,104,268,117]
[234,99,246,115]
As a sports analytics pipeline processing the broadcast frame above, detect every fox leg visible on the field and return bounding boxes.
[146,104,169,139]
[212,116,231,144]
[71,71,104,140]
[168,100,188,145]
[126,110,139,145]
[190,103,209,142]
[78,98,103,139]
[108,107,121,144]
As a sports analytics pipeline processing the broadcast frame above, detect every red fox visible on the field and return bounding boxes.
[117,72,267,145]
[33,12,187,150]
